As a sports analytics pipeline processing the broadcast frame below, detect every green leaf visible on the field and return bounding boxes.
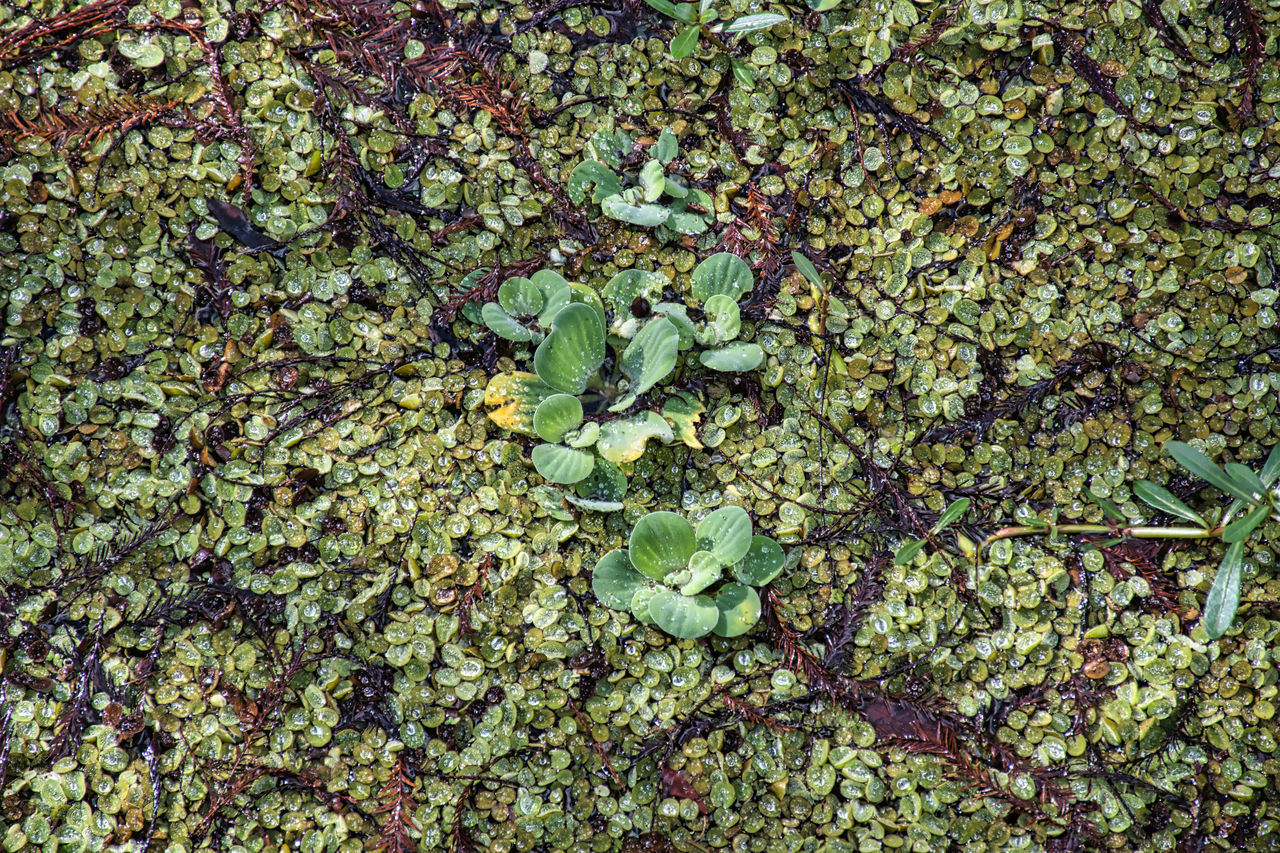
[722,12,787,32]
[699,342,764,372]
[695,505,753,566]
[1084,487,1126,523]
[1260,442,1280,487]
[713,583,762,637]
[592,549,647,609]
[652,128,678,164]
[672,3,699,23]
[1133,480,1207,527]
[629,511,696,580]
[1222,501,1270,543]
[691,252,754,303]
[530,269,571,323]
[681,551,722,595]
[567,160,623,205]
[480,302,533,342]
[534,303,605,394]
[730,58,757,89]
[642,0,682,17]
[596,411,674,463]
[533,394,584,443]
[670,24,700,59]
[893,539,926,565]
[649,590,718,638]
[665,208,712,235]
[933,498,970,533]
[702,294,741,343]
[731,535,785,586]
[1166,441,1258,504]
[791,250,823,289]
[603,269,668,319]
[497,277,543,317]
[1224,463,1268,501]
[602,189,671,227]
[564,495,626,512]
[640,160,666,202]
[612,317,679,412]
[654,302,696,348]
[808,0,840,9]
[574,456,627,503]
[531,443,594,484]
[1204,541,1243,639]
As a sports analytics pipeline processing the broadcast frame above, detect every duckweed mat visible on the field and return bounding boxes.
[2,0,1280,850]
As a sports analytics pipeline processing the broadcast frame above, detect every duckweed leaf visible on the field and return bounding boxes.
[629,511,695,579]
[732,536,786,585]
[531,443,594,484]
[596,411,674,463]
[700,342,764,372]
[695,505,753,565]
[535,303,605,394]
[592,549,647,609]
[533,394,584,443]
[713,583,762,637]
[691,253,754,303]
[649,590,718,638]
[1204,541,1244,639]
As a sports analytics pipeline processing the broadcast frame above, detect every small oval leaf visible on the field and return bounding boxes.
[649,590,718,638]
[731,536,785,586]
[531,443,594,484]
[630,511,696,580]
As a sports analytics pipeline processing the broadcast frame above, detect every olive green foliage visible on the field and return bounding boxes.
[642,0,786,67]
[4,0,1280,850]
[593,507,785,637]
[568,127,714,237]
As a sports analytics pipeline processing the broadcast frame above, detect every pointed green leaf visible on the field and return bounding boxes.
[533,394,584,443]
[699,342,764,372]
[731,58,756,89]
[1133,480,1207,527]
[642,0,681,16]
[791,250,823,289]
[695,506,753,566]
[649,590,718,638]
[596,411,674,463]
[629,511,696,579]
[1222,501,1270,543]
[933,498,970,533]
[652,128,678,164]
[713,583,762,637]
[534,303,605,394]
[732,535,785,586]
[1085,487,1126,523]
[1166,441,1258,503]
[1204,541,1244,639]
[893,539,926,565]
[670,24,700,58]
[691,252,754,303]
[611,317,679,413]
[1224,463,1268,502]
[672,2,699,22]
[593,549,647,609]
[481,302,533,342]
[1260,442,1280,487]
[722,12,787,32]
[531,443,594,484]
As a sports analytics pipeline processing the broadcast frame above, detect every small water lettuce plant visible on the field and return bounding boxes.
[592,507,786,638]
[984,441,1280,638]
[567,128,714,238]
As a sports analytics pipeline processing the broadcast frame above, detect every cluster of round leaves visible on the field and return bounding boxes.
[591,506,785,637]
[480,253,764,509]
